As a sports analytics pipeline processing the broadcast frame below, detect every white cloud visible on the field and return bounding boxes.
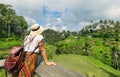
[44,23,52,30]
[56,18,62,23]
[105,5,120,18]
[45,23,58,31]
[78,21,91,27]
[62,26,66,30]
[24,17,38,26]
[1,0,120,31]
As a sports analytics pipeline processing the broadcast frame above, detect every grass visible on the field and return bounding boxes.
[0,39,22,50]
[84,56,120,77]
[0,68,38,77]
[0,68,6,77]
[54,54,120,77]
[0,50,9,59]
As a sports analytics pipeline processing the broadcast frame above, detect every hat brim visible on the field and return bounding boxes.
[30,26,44,36]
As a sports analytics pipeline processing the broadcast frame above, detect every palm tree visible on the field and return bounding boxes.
[0,4,15,16]
[82,42,91,56]
[0,4,16,38]
[99,19,103,24]
[0,4,28,38]
[111,47,119,70]
[0,15,8,37]
[4,14,15,38]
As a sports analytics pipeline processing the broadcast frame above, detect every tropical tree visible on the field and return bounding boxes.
[15,16,28,38]
[0,4,15,16]
[4,14,16,38]
[111,47,119,70]
[0,4,28,38]
[82,42,91,56]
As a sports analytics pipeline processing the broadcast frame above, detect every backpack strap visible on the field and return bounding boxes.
[24,36,39,60]
[24,35,36,47]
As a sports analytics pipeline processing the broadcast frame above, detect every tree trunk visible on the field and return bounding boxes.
[8,24,10,38]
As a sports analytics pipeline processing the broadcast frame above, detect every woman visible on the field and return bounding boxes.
[18,24,56,77]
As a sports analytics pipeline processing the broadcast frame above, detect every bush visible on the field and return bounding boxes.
[45,44,57,60]
[56,41,83,55]
[0,51,9,59]
[0,39,22,50]
[0,69,6,77]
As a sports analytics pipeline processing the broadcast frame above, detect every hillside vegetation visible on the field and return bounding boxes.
[54,54,120,77]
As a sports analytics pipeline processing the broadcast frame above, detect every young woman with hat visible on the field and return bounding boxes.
[18,24,56,77]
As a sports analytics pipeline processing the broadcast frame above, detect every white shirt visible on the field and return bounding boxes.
[24,35,44,53]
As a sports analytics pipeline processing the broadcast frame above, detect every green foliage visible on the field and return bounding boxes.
[0,51,9,59]
[52,19,120,70]
[54,54,120,77]
[55,36,115,67]
[42,29,78,45]
[0,38,22,50]
[42,29,65,45]
[0,69,5,77]
[0,4,28,38]
[55,36,82,54]
[45,44,57,60]
[80,20,120,38]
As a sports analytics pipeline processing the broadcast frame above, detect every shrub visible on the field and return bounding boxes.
[0,39,22,50]
[0,51,9,59]
[45,44,57,60]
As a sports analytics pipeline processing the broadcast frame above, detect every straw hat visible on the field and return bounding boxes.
[30,24,44,36]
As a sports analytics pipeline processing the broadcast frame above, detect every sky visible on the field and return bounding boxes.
[1,0,120,31]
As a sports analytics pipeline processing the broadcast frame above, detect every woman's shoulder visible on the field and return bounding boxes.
[36,35,43,38]
[25,35,43,38]
[25,35,43,41]
[35,35,44,41]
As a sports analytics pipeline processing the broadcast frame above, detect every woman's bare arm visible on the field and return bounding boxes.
[39,40,56,66]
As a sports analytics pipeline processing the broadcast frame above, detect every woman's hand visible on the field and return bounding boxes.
[45,62,56,66]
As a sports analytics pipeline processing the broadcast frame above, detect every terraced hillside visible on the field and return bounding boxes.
[54,54,120,77]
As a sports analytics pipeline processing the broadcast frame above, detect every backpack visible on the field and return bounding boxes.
[4,46,26,77]
[4,36,37,77]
